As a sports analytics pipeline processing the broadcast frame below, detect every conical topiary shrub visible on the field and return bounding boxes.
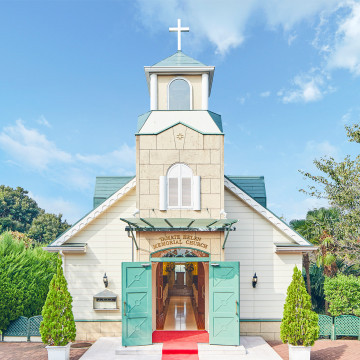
[40,255,76,346]
[280,266,319,347]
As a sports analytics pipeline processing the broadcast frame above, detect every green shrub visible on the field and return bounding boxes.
[40,256,76,346]
[281,266,319,346]
[0,231,56,332]
[324,274,360,316]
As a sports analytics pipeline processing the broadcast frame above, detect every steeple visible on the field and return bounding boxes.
[144,19,214,111]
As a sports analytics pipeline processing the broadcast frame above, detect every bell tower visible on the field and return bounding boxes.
[136,20,224,220]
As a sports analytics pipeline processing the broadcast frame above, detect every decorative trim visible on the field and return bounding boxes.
[49,178,136,247]
[136,121,223,136]
[224,177,311,246]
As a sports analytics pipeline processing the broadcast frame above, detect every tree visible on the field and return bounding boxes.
[0,231,56,331]
[324,274,360,316]
[300,125,360,262]
[40,256,76,346]
[280,266,319,347]
[28,211,70,244]
[290,207,340,300]
[0,185,71,244]
[0,186,40,233]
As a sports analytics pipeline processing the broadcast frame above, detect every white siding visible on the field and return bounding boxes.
[224,188,302,319]
[64,188,136,320]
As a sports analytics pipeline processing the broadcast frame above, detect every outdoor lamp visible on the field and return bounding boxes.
[103,273,108,288]
[252,273,258,288]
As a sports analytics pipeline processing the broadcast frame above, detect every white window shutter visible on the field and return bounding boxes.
[193,176,201,210]
[182,177,192,207]
[159,176,167,210]
[168,178,178,207]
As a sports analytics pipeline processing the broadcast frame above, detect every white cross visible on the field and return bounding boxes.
[169,19,189,51]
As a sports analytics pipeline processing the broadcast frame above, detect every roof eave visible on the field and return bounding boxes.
[275,245,318,254]
[43,244,87,254]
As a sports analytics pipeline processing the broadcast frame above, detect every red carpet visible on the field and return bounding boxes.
[152,330,209,343]
[162,340,199,360]
[153,331,208,360]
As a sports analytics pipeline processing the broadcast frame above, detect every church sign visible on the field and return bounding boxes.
[151,234,209,250]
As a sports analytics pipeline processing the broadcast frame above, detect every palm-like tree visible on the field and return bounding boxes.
[290,207,340,308]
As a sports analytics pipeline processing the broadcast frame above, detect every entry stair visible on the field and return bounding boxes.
[115,331,247,360]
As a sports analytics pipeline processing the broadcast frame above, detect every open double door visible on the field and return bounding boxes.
[121,261,240,346]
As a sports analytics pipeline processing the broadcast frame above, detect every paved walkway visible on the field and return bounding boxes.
[268,340,360,360]
[0,342,89,360]
[80,336,282,360]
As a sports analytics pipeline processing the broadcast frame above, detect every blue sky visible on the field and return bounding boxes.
[1,0,360,224]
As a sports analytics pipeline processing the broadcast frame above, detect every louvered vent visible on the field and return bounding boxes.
[182,178,192,206]
[168,178,178,207]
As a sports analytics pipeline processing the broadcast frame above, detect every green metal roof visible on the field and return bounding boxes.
[94,176,135,208]
[226,176,267,208]
[152,51,207,67]
[93,175,266,208]
[137,111,152,132]
[120,218,237,231]
[208,111,223,132]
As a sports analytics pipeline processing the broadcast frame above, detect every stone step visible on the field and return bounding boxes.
[115,343,162,355]
[197,343,247,355]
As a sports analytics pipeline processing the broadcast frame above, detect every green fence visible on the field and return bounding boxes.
[2,316,42,341]
[318,314,360,340]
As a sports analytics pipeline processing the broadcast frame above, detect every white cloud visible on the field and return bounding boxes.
[76,144,135,169]
[37,115,51,128]
[286,197,329,221]
[287,33,297,46]
[327,1,360,75]
[280,70,334,103]
[260,91,271,97]
[0,120,136,191]
[304,140,339,158]
[135,0,339,55]
[296,140,340,173]
[29,192,85,224]
[341,108,353,123]
[0,119,72,171]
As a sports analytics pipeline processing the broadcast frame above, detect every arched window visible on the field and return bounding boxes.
[159,164,200,210]
[168,78,191,110]
[167,163,193,208]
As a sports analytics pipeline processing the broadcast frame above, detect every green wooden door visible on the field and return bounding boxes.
[122,262,152,346]
[209,261,240,345]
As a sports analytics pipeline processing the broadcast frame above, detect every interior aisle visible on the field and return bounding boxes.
[163,295,198,331]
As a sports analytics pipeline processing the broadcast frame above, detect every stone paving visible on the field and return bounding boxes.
[268,339,360,360]
[0,342,89,360]
[2,339,360,359]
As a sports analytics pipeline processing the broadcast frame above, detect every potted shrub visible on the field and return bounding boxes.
[280,266,319,360]
[40,255,76,360]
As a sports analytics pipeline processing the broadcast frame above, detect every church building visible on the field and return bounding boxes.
[45,20,315,346]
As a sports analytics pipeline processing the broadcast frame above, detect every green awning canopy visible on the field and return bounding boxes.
[120,217,237,231]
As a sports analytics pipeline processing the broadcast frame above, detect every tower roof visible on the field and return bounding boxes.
[144,51,215,95]
[152,51,207,67]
